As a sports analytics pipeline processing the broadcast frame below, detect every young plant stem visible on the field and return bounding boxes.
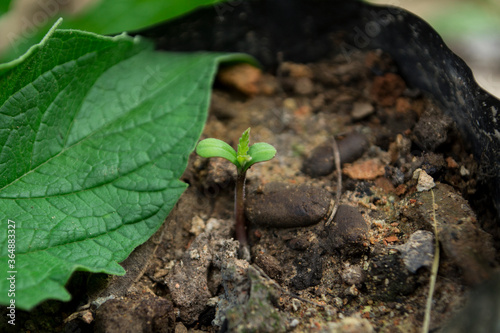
[234,171,248,247]
[326,136,341,226]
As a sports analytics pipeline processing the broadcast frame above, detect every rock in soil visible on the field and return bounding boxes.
[321,204,369,256]
[351,102,375,120]
[302,132,369,177]
[413,168,436,192]
[403,183,496,285]
[412,107,454,151]
[245,182,333,228]
[394,230,434,274]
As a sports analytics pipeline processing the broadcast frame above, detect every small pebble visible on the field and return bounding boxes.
[412,109,453,150]
[351,102,375,120]
[412,168,435,192]
[292,299,302,312]
[190,216,205,236]
[341,264,365,285]
[322,205,368,256]
[302,132,369,177]
[394,230,434,273]
[289,318,300,328]
[460,165,470,176]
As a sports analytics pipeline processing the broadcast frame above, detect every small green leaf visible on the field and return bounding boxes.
[196,138,238,165]
[237,128,251,156]
[245,142,277,171]
[237,154,252,170]
[236,128,252,171]
[196,128,276,174]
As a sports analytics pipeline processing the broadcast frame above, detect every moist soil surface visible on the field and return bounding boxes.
[7,50,499,333]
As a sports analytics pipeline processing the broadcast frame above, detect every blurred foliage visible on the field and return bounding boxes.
[367,0,500,39]
[0,1,10,16]
[0,0,228,61]
[55,0,227,35]
[427,2,500,38]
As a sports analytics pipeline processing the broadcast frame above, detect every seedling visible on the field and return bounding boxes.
[196,128,276,249]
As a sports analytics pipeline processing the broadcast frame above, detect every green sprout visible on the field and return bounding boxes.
[196,128,276,252]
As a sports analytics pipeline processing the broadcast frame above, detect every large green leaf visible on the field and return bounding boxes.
[0,22,250,310]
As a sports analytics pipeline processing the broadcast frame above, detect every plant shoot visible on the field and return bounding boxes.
[196,128,276,250]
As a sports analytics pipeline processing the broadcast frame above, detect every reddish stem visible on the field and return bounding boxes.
[234,171,248,246]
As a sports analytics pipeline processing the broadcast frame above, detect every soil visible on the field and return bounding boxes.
[6,49,499,333]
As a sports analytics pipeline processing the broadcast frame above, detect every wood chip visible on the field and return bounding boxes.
[343,159,385,180]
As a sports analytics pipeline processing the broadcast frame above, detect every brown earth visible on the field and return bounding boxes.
[10,49,499,333]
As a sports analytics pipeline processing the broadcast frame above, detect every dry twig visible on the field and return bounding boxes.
[422,189,440,333]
